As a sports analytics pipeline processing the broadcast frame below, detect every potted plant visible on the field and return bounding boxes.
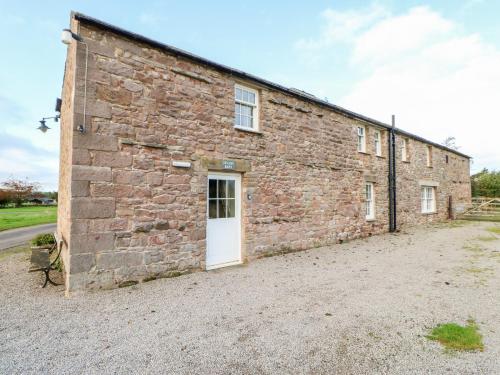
[30,233,56,250]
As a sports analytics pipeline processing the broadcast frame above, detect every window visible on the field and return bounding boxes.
[365,182,375,220]
[445,155,449,164]
[357,126,366,152]
[426,146,433,167]
[234,85,258,130]
[374,130,382,156]
[421,186,436,213]
[208,178,236,219]
[402,138,409,162]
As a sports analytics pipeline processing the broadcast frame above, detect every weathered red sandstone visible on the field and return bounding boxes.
[58,14,471,294]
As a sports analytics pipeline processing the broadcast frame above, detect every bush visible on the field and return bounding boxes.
[471,169,500,197]
[31,233,55,247]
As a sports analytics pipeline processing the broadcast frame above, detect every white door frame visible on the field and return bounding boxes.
[206,172,242,270]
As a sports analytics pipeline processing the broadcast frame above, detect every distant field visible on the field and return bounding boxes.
[0,206,57,231]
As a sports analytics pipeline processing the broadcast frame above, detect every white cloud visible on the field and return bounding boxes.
[295,3,387,52]
[295,5,500,172]
[352,6,453,65]
[0,133,59,191]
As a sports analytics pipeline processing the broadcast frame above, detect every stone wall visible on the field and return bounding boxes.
[59,17,471,294]
[395,137,471,226]
[57,17,78,276]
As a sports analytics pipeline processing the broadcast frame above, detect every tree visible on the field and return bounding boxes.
[0,189,12,207]
[1,178,41,207]
[43,191,58,201]
[442,136,459,150]
[471,169,500,197]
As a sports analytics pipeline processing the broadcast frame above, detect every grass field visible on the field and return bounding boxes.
[0,206,57,231]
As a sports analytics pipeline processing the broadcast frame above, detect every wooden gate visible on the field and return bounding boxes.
[459,198,500,221]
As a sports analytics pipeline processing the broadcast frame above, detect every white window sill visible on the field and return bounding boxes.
[358,150,370,155]
[421,211,437,215]
[366,218,376,222]
[234,126,263,135]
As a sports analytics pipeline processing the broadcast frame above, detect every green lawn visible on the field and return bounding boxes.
[0,206,57,231]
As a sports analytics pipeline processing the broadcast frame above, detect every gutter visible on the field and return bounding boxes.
[71,11,471,160]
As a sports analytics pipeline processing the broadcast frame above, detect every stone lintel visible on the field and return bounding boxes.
[201,158,251,173]
[418,180,439,187]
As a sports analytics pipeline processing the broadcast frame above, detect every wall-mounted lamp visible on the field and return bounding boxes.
[38,120,49,133]
[61,29,83,44]
[61,28,88,134]
[37,114,60,133]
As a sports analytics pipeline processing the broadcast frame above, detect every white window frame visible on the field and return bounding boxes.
[402,138,409,162]
[357,126,366,153]
[421,186,436,213]
[374,130,382,156]
[234,84,259,131]
[365,182,375,220]
[426,146,433,167]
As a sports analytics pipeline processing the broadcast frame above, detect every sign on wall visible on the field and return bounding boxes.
[223,160,236,170]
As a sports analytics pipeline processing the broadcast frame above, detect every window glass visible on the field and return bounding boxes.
[227,199,235,217]
[218,180,227,198]
[234,85,258,129]
[218,199,227,218]
[365,183,374,219]
[421,186,435,213]
[357,127,365,152]
[208,178,237,219]
[227,180,235,198]
[209,179,217,199]
[374,131,381,156]
[208,199,217,219]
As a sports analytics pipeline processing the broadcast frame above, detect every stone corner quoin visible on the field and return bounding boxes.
[56,13,472,294]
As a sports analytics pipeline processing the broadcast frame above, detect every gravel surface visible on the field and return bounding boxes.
[1,221,499,374]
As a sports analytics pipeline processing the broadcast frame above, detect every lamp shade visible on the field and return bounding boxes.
[61,29,73,45]
[38,120,50,133]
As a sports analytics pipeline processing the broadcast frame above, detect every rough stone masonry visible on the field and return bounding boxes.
[57,13,471,294]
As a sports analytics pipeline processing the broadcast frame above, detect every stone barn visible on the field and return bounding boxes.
[57,12,471,294]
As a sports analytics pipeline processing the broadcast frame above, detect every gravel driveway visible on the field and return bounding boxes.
[1,221,499,374]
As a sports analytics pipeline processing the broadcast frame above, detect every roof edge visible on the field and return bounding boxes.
[72,11,471,159]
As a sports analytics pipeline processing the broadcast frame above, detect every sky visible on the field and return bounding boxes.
[1,0,499,191]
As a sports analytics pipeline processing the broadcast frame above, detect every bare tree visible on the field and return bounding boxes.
[442,136,459,150]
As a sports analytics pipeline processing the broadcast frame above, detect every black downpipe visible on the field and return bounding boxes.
[388,115,397,232]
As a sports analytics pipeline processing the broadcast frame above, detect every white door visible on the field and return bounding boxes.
[206,173,242,270]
